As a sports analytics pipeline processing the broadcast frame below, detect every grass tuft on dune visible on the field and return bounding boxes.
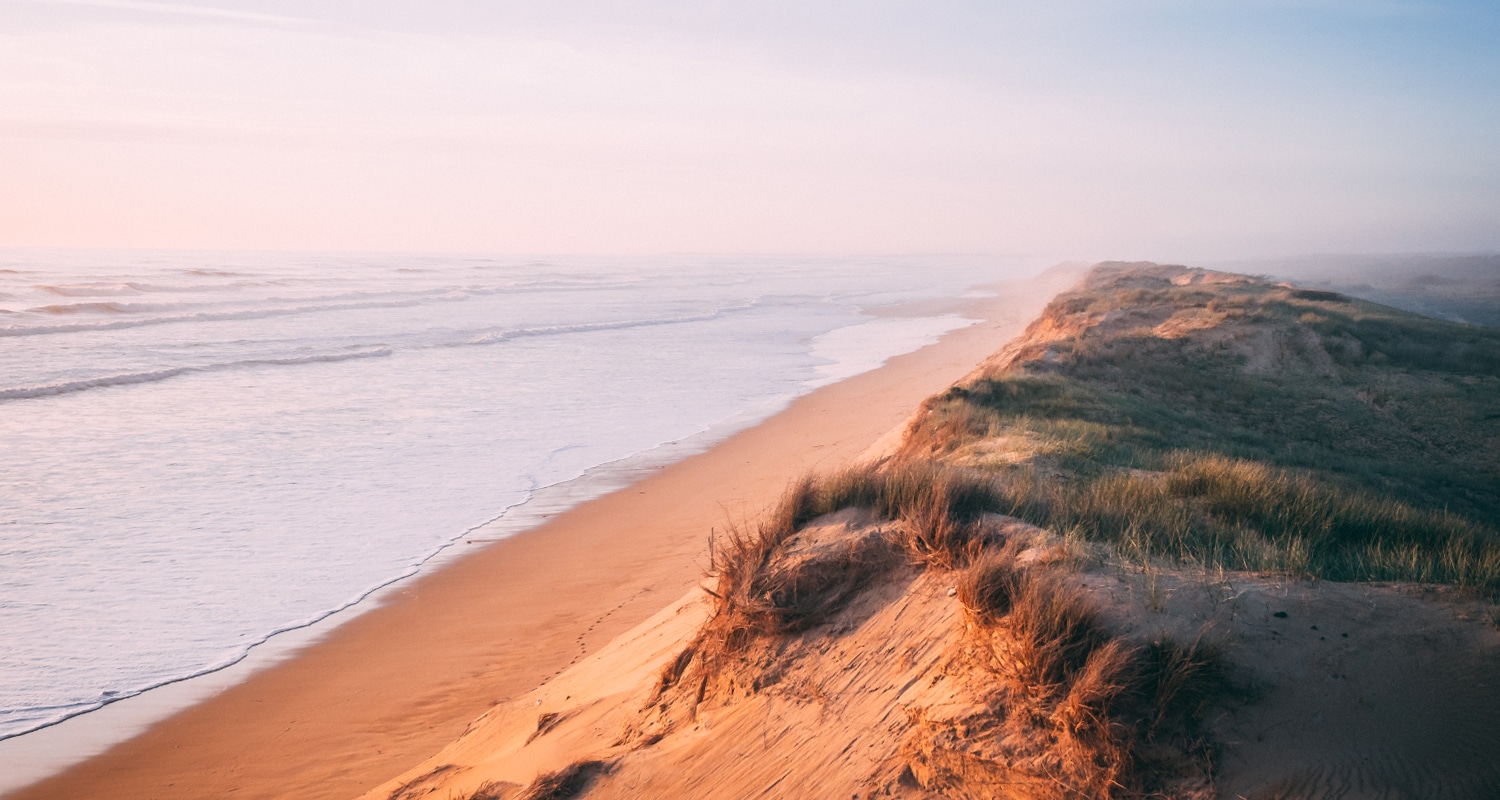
[659,468,1230,798]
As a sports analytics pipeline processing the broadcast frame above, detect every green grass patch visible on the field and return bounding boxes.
[899,269,1500,593]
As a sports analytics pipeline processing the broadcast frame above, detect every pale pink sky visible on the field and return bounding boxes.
[2,1,1497,259]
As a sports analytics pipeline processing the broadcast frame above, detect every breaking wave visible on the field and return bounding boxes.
[0,349,393,401]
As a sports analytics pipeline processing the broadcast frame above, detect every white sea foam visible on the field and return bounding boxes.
[0,252,1032,757]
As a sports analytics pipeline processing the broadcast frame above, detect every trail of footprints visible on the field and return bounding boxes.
[544,586,655,682]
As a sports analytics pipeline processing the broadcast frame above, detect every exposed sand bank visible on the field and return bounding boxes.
[364,512,1500,800]
[5,268,1078,800]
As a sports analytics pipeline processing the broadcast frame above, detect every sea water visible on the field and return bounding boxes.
[0,252,1020,745]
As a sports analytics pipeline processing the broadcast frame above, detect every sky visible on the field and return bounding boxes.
[0,0,1497,259]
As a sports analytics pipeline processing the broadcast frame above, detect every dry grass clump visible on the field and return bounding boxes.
[730,464,1002,553]
[890,479,992,569]
[992,570,1114,695]
[900,396,990,457]
[1135,636,1227,733]
[387,764,459,800]
[648,464,1006,712]
[823,462,1005,567]
[914,548,1228,799]
[459,781,507,800]
[704,515,894,645]
[646,485,900,711]
[515,760,606,800]
[692,461,1039,647]
[955,545,1025,623]
[822,461,1002,523]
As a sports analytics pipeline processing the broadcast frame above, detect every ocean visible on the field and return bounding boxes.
[0,251,1020,747]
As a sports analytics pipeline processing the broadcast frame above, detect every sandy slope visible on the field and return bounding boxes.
[5,268,1078,800]
[359,509,966,800]
[363,518,1500,800]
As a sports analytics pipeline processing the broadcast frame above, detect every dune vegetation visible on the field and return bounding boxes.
[655,467,1230,799]
[901,263,1500,593]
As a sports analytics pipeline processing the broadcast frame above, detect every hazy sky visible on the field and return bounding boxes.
[1,1,1496,258]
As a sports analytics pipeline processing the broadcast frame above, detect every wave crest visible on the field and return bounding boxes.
[0,349,393,401]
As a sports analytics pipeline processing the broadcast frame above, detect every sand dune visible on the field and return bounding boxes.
[362,518,1500,800]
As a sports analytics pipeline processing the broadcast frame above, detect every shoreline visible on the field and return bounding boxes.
[0,296,974,764]
[4,268,1074,800]
[0,412,779,793]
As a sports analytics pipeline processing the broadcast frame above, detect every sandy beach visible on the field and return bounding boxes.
[5,270,1073,800]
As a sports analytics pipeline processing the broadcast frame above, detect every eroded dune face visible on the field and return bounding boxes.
[367,511,1500,800]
